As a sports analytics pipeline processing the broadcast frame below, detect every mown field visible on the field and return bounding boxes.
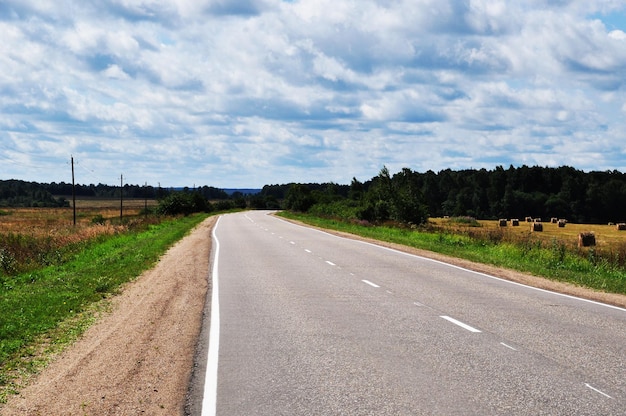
[0,198,158,231]
[433,217,626,253]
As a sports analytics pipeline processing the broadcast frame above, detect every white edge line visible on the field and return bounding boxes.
[440,315,481,333]
[273,216,626,313]
[202,216,221,416]
[362,279,380,288]
[585,383,613,399]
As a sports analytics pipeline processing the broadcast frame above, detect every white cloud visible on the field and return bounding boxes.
[102,64,130,80]
[608,29,626,40]
[1,0,626,187]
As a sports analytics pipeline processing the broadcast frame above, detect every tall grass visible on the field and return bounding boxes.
[0,206,160,277]
[0,224,127,276]
[279,212,626,295]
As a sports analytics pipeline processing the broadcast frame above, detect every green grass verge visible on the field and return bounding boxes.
[279,212,626,296]
[0,213,209,402]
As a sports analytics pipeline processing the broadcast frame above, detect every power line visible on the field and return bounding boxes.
[0,150,55,171]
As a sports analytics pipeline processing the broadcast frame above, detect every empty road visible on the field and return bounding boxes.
[191,211,626,415]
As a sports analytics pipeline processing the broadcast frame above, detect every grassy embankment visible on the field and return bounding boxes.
[0,210,209,402]
[279,212,626,296]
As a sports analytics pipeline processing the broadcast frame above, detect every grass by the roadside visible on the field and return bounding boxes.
[278,212,626,296]
[0,213,209,402]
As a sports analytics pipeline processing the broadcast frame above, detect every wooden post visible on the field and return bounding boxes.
[71,156,76,226]
[120,174,123,223]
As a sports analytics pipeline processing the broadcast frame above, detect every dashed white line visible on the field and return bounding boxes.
[326,261,336,266]
[440,316,481,333]
[304,249,312,253]
[500,342,517,351]
[362,279,380,288]
[585,383,613,399]
[289,241,295,245]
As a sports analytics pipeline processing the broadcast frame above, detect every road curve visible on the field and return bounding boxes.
[189,210,626,415]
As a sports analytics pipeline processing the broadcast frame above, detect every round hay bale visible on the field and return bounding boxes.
[578,232,596,247]
[617,223,626,231]
[551,217,558,223]
[532,222,543,232]
[525,216,533,222]
[557,219,566,228]
[511,219,520,226]
[498,219,507,227]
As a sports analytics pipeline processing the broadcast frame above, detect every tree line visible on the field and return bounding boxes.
[261,165,626,225]
[0,180,68,207]
[4,165,626,224]
[0,180,233,209]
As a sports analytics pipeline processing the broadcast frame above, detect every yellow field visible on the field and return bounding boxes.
[0,199,158,237]
[431,217,626,252]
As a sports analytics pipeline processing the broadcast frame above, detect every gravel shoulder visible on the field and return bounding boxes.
[1,216,215,416]
[3,214,624,415]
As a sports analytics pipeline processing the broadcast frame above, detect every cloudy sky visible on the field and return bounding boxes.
[1,0,626,188]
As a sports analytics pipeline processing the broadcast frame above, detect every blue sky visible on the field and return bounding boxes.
[1,0,626,188]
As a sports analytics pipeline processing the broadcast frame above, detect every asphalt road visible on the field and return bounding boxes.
[191,210,626,415]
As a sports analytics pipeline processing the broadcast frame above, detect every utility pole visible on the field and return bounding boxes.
[71,156,76,226]
[120,174,123,223]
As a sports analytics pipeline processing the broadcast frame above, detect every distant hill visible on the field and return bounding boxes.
[222,189,261,196]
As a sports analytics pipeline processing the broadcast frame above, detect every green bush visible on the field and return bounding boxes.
[91,214,106,225]
[156,192,211,215]
[214,200,235,211]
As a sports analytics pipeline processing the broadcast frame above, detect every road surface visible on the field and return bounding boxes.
[190,211,626,415]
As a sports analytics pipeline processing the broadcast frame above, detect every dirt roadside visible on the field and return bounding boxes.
[2,214,625,415]
[1,216,215,416]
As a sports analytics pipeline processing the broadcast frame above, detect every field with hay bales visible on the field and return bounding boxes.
[432,217,626,253]
[425,216,626,274]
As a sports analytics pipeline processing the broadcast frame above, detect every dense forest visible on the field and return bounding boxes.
[0,180,69,207]
[260,165,626,225]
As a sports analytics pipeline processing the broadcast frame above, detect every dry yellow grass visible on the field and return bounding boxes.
[0,199,157,237]
[0,199,161,276]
